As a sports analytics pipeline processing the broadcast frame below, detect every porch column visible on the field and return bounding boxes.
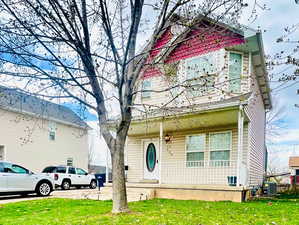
[105,147,109,185]
[159,122,163,184]
[237,105,244,186]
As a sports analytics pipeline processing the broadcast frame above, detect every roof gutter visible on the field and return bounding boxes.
[256,32,272,110]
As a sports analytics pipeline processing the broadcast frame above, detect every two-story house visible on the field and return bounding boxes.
[123,16,271,202]
[0,86,90,172]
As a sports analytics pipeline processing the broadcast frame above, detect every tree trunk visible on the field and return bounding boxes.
[111,136,129,213]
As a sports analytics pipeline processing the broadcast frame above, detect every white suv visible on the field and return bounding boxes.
[42,166,97,190]
[0,161,54,197]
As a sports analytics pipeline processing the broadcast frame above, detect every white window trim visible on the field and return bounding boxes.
[208,130,232,161]
[228,51,244,94]
[185,134,206,168]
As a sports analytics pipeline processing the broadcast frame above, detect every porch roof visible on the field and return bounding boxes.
[128,94,249,136]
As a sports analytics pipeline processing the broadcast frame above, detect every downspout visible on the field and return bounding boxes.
[159,122,163,185]
[237,104,244,186]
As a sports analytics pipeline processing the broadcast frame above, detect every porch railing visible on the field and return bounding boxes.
[161,160,237,185]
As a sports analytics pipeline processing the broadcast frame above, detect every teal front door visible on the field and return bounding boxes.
[143,140,159,180]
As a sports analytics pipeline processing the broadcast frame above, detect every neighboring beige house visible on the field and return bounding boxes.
[0,86,89,172]
[123,16,271,201]
[289,156,299,184]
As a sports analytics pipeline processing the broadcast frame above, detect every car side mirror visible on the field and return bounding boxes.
[85,172,88,175]
[29,171,34,175]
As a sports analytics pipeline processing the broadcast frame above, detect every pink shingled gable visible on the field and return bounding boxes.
[165,28,245,63]
[142,24,245,79]
[142,28,172,79]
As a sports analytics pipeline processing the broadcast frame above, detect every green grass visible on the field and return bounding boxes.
[0,195,299,225]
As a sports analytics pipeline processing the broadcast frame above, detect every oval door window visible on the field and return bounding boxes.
[146,143,156,172]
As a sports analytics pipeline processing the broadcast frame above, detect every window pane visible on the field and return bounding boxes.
[210,132,231,150]
[187,152,204,161]
[11,165,28,174]
[210,150,230,160]
[76,168,87,175]
[42,167,56,173]
[68,167,76,174]
[141,80,151,98]
[49,131,55,141]
[187,135,205,152]
[186,54,216,97]
[229,52,242,93]
[67,158,73,166]
[56,167,66,173]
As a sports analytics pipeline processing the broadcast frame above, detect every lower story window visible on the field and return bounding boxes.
[186,135,205,167]
[209,131,231,166]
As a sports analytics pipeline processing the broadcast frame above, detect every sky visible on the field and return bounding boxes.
[240,0,299,171]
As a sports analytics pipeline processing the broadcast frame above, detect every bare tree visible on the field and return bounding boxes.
[0,0,247,213]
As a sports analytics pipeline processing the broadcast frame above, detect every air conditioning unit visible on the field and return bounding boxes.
[263,182,277,195]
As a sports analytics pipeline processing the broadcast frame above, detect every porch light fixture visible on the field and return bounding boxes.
[164,134,172,144]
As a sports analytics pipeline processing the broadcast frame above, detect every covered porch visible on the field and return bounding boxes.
[125,98,250,188]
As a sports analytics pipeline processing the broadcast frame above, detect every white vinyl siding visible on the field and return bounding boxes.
[244,74,266,186]
[229,52,242,93]
[186,135,205,167]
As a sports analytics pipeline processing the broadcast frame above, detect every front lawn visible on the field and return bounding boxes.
[0,195,298,225]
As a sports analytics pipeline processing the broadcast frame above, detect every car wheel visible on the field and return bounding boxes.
[37,182,52,196]
[61,180,71,190]
[89,180,97,189]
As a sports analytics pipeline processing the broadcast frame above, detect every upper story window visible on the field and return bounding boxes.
[141,80,151,99]
[48,121,56,141]
[228,52,242,93]
[186,134,205,167]
[186,52,217,97]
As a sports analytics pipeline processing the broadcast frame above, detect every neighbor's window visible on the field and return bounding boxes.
[48,121,56,141]
[209,131,231,166]
[141,80,151,99]
[67,158,73,167]
[228,52,242,93]
[186,53,216,97]
[186,134,205,167]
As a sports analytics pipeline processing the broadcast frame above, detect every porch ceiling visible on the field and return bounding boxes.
[128,106,247,136]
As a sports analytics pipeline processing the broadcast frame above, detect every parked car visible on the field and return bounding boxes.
[42,166,97,190]
[0,161,54,197]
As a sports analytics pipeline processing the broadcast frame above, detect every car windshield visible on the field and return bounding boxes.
[42,167,56,173]
[42,166,66,173]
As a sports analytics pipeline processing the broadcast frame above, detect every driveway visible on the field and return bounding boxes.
[0,187,154,204]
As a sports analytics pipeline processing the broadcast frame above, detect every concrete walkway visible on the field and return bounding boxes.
[0,187,154,204]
